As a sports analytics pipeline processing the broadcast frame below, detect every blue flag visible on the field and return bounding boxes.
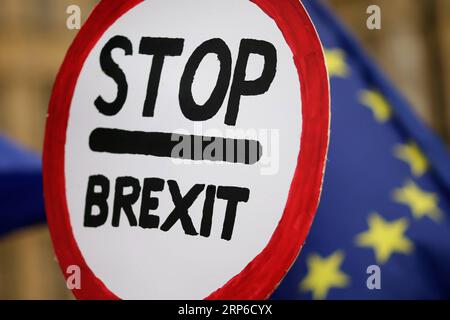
[0,136,46,236]
[272,0,450,300]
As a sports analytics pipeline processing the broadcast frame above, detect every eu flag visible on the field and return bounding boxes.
[272,0,450,299]
[0,136,45,237]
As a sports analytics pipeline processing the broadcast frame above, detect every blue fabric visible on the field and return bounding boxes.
[0,136,45,236]
[272,0,450,299]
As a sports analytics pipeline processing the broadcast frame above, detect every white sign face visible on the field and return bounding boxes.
[65,0,300,300]
[45,0,329,301]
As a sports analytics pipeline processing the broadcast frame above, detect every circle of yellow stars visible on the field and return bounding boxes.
[355,213,413,264]
[394,180,442,221]
[299,47,445,300]
[300,251,349,300]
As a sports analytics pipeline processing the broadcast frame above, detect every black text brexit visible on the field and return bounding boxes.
[84,175,250,241]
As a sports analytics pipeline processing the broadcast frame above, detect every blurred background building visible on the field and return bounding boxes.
[0,0,449,299]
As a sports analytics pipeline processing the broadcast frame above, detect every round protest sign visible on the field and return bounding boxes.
[43,0,329,299]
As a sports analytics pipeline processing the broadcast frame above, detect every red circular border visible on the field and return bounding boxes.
[43,0,329,300]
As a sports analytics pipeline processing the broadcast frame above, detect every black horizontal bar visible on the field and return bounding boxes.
[89,128,262,165]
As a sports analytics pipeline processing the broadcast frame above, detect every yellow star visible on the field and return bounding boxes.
[394,141,428,177]
[393,180,442,221]
[355,213,413,264]
[299,251,350,300]
[324,48,349,78]
[359,90,392,122]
